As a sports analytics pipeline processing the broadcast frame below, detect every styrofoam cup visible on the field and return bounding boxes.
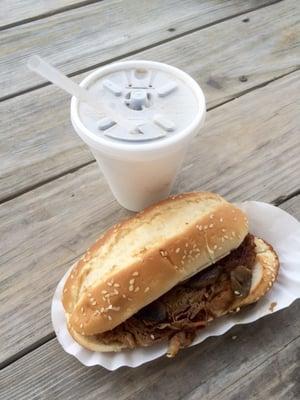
[71,61,206,211]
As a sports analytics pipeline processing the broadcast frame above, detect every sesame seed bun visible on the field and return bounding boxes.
[62,192,249,337]
[65,237,279,353]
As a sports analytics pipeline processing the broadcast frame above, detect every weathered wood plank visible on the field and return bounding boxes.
[280,194,300,217]
[209,337,300,400]
[0,300,299,400]
[0,70,299,364]
[1,0,299,202]
[0,0,280,99]
[0,0,92,29]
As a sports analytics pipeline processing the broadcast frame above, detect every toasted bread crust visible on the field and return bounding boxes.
[63,192,249,336]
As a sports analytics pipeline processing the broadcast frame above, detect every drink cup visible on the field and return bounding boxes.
[71,60,206,211]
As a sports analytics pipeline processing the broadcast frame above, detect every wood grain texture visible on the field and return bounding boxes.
[280,195,300,217]
[0,300,299,399]
[208,337,300,400]
[1,0,299,202]
[0,0,93,29]
[0,0,280,99]
[0,70,299,365]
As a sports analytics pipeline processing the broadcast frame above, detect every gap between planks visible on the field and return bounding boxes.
[0,66,298,207]
[0,0,103,32]
[0,0,283,103]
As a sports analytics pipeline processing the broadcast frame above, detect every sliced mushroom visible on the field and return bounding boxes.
[136,301,167,322]
[188,265,222,289]
[230,265,252,298]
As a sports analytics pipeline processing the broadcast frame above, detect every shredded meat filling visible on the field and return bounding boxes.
[97,234,256,356]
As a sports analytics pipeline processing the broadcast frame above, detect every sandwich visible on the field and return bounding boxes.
[62,192,279,357]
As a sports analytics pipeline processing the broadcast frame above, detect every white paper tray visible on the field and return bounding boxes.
[51,201,300,370]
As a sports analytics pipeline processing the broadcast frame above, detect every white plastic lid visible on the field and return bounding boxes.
[71,61,206,156]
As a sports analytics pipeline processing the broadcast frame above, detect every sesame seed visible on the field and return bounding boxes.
[210,214,214,219]
[232,231,236,237]
[63,288,67,293]
[236,307,240,312]
[81,332,85,336]
[114,283,120,288]
[104,293,110,298]
[144,287,150,293]
[101,290,108,294]
[129,278,135,285]
[224,235,229,239]
[150,334,155,340]
[222,228,226,232]
[175,248,180,253]
[112,306,120,311]
[209,224,214,228]
[204,225,208,230]
[183,255,186,259]
[71,274,74,279]
[213,245,218,250]
[218,247,222,250]
[232,336,237,340]
[220,218,224,222]
[87,293,92,298]
[91,301,97,306]
[185,243,189,247]
[198,225,203,231]
[108,315,112,321]
[134,286,140,292]
[129,285,134,292]
[268,282,272,287]
[80,307,84,313]
[80,323,83,328]
[122,294,126,298]
[107,282,113,287]
[234,290,241,295]
[100,307,105,312]
[114,290,119,295]
[132,272,139,276]
[108,304,113,309]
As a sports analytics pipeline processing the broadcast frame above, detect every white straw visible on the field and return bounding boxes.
[27,55,137,132]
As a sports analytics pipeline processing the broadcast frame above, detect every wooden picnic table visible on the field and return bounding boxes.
[0,0,299,398]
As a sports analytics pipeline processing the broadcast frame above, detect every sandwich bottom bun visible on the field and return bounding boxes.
[67,237,279,353]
